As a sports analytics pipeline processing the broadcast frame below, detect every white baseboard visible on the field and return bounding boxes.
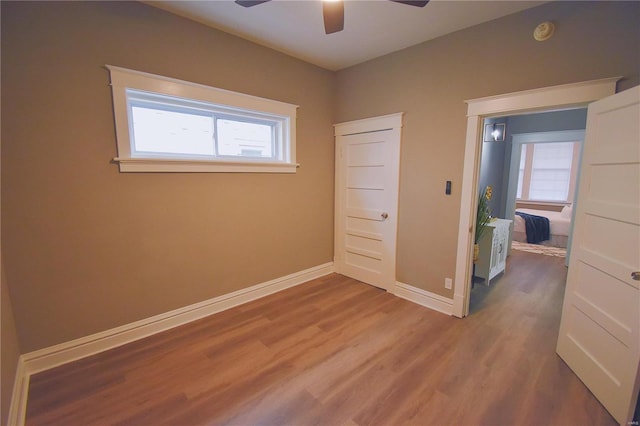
[452,292,466,318]
[394,281,454,316]
[9,262,334,425]
[7,357,28,426]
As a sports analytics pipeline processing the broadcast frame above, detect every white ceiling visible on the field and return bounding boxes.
[147,0,546,71]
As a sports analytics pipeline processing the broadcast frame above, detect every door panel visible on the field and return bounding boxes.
[347,165,385,189]
[582,215,640,270]
[592,100,639,147]
[346,216,384,240]
[589,164,639,206]
[572,261,635,345]
[345,234,383,255]
[347,139,386,165]
[335,120,402,291]
[556,86,640,425]
[346,188,385,211]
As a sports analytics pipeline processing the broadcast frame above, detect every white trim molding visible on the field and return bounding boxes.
[7,357,28,426]
[9,262,334,425]
[453,77,620,318]
[112,157,299,174]
[334,112,403,136]
[106,65,299,173]
[465,77,620,117]
[394,281,454,316]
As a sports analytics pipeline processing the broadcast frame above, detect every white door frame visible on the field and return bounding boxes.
[452,77,620,318]
[334,113,403,291]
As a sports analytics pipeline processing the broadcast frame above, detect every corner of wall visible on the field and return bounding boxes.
[1,259,23,426]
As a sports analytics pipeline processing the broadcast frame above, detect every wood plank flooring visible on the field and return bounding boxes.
[25,250,616,425]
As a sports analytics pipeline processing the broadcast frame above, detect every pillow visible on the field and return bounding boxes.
[561,205,573,219]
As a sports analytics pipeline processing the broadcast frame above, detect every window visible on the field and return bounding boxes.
[517,141,581,203]
[107,65,298,173]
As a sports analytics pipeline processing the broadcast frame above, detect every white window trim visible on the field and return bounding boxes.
[106,65,299,173]
[517,139,581,203]
[508,130,585,209]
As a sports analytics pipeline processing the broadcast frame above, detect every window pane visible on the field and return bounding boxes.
[529,142,574,201]
[216,119,274,158]
[529,170,571,200]
[131,105,214,156]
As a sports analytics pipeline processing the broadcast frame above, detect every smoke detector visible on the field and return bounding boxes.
[534,21,555,41]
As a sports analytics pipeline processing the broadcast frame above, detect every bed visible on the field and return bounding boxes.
[512,206,572,248]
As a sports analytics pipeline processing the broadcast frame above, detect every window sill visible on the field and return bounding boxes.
[113,157,298,173]
[516,200,569,210]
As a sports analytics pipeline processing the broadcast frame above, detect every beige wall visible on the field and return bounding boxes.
[1,1,335,352]
[1,259,21,426]
[2,0,639,356]
[335,1,640,298]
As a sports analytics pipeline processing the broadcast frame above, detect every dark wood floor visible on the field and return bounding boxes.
[26,250,616,425]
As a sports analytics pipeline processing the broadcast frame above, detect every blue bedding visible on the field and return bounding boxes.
[515,211,550,244]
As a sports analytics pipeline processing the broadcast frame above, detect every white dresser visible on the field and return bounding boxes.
[475,218,512,285]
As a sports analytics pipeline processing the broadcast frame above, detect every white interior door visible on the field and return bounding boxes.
[334,114,402,291]
[556,86,640,425]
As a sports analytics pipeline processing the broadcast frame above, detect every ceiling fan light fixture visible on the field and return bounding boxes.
[389,0,429,7]
[323,0,344,35]
[234,0,270,7]
[236,0,429,35]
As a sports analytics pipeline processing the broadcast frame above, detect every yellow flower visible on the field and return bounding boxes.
[486,185,493,200]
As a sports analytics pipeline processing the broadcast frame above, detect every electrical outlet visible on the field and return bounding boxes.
[445,278,453,289]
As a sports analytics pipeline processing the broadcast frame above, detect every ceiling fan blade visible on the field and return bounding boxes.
[389,0,429,7]
[235,0,270,7]
[323,1,344,34]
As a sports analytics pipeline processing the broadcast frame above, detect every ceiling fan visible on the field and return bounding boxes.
[235,0,429,35]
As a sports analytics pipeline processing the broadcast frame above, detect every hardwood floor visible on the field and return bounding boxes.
[25,250,616,425]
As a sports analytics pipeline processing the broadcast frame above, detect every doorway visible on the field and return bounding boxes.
[451,77,619,318]
[469,110,587,310]
[457,78,639,424]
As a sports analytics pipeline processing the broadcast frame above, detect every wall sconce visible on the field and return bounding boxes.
[484,123,505,142]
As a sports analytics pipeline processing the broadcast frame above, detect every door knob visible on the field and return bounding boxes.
[632,272,640,281]
[381,212,389,219]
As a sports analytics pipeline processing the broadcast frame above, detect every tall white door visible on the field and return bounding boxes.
[334,114,402,291]
[556,86,640,425]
